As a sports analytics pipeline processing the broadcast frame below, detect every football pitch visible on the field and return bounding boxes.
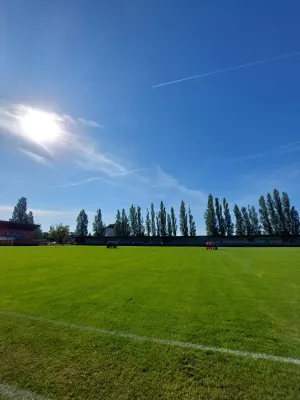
[1,246,300,399]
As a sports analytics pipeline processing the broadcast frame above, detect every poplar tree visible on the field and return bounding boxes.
[129,205,138,236]
[223,198,234,236]
[205,194,217,235]
[167,214,172,236]
[27,211,34,224]
[75,210,88,236]
[241,207,252,235]
[273,189,285,234]
[233,204,245,235]
[282,192,292,234]
[170,207,177,236]
[159,201,167,236]
[248,206,261,235]
[145,209,151,236]
[258,195,273,234]
[93,209,106,236]
[180,200,189,236]
[156,212,161,236]
[267,193,279,234]
[10,197,29,224]
[137,206,145,236]
[291,207,300,235]
[115,210,122,236]
[188,205,196,236]
[150,203,156,236]
[121,209,130,237]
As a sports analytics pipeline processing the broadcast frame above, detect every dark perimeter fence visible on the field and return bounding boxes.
[72,235,300,247]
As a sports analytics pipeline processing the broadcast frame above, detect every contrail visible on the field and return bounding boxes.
[234,140,300,163]
[55,177,115,188]
[54,169,151,189]
[152,52,300,88]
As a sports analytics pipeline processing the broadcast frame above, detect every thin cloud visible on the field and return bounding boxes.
[56,169,152,189]
[234,140,300,163]
[0,205,72,216]
[228,165,300,219]
[0,102,133,177]
[153,166,207,203]
[30,208,73,216]
[84,203,99,209]
[77,118,103,128]
[117,168,152,177]
[56,176,119,188]
[18,148,53,167]
[62,114,76,124]
[0,205,15,213]
[152,51,300,88]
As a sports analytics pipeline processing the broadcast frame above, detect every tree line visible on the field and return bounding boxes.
[8,189,300,242]
[205,189,300,236]
[75,200,196,237]
[8,197,197,241]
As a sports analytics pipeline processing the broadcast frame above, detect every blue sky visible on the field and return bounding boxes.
[1,0,300,234]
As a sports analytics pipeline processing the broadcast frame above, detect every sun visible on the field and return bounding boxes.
[19,108,61,144]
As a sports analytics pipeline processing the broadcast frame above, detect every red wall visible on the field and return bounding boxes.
[0,227,34,240]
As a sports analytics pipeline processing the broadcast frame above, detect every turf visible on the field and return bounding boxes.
[1,246,300,399]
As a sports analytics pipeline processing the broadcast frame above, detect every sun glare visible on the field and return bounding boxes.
[19,108,61,144]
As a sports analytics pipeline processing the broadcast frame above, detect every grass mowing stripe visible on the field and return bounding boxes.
[2,310,300,366]
[0,383,48,399]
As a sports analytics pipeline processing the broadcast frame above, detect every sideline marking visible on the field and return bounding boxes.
[1,310,300,366]
[0,383,48,399]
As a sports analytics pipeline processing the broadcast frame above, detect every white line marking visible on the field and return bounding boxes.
[1,310,300,366]
[0,383,48,399]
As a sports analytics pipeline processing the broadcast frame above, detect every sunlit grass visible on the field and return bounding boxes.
[1,246,300,399]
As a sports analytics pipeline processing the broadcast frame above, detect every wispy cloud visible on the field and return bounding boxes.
[55,168,151,190]
[0,205,15,213]
[152,166,207,203]
[227,163,300,213]
[0,102,209,211]
[62,115,76,124]
[234,140,300,163]
[152,51,300,88]
[84,203,99,209]
[56,176,119,188]
[18,148,53,167]
[77,118,103,128]
[0,205,72,216]
[0,204,87,232]
[0,102,134,177]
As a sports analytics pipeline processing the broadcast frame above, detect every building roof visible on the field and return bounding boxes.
[0,220,40,231]
[106,224,115,229]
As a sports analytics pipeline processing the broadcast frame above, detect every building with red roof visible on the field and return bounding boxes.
[0,220,40,241]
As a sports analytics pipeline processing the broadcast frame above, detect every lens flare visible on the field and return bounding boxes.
[19,108,61,144]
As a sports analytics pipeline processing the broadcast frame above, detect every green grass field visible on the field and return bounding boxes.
[1,246,300,399]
